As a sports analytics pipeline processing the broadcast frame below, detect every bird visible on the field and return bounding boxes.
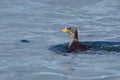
[62,27,89,53]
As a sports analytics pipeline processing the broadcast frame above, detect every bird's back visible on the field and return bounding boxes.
[68,40,88,52]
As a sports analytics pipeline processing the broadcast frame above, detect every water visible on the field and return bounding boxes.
[0,0,120,80]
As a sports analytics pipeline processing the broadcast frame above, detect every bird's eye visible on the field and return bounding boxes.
[71,29,75,31]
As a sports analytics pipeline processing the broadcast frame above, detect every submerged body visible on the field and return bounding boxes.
[68,39,88,52]
[62,27,88,53]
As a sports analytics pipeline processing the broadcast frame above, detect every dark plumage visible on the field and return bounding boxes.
[62,27,89,53]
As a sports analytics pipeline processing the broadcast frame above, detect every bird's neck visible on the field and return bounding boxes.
[69,34,79,48]
[69,32,78,42]
[69,36,78,42]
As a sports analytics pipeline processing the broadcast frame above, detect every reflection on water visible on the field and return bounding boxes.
[49,41,120,54]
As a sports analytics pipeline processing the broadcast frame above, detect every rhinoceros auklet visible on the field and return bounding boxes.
[62,27,89,53]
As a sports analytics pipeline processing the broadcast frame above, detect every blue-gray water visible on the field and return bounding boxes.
[0,0,120,80]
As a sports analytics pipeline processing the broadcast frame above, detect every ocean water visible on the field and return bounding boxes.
[0,0,120,80]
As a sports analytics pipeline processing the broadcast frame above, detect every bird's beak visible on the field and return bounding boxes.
[61,27,68,33]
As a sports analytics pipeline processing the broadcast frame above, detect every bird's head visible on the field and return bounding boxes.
[62,27,78,40]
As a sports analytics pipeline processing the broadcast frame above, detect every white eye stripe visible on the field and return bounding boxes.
[65,27,67,29]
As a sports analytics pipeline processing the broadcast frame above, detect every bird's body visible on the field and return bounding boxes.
[68,40,88,52]
[62,27,89,53]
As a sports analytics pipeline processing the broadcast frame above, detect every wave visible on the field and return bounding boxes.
[49,41,120,55]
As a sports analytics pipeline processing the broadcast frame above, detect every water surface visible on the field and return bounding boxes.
[0,0,120,80]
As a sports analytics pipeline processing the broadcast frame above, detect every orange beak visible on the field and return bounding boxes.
[61,27,68,33]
